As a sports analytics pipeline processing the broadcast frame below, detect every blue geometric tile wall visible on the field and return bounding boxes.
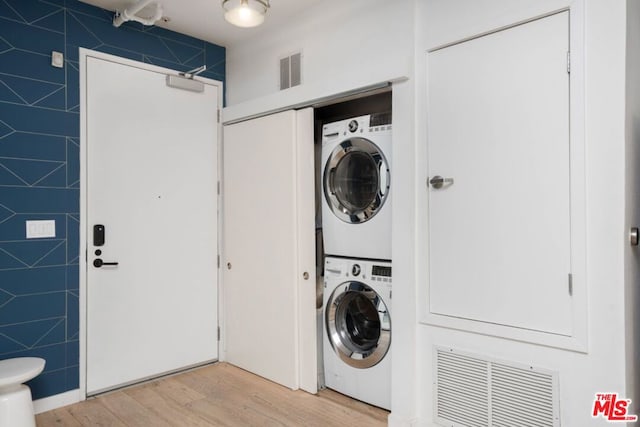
[0,0,225,400]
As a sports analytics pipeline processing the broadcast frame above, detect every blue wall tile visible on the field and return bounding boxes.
[0,102,78,136]
[0,334,26,355]
[65,340,78,367]
[66,215,78,263]
[0,2,23,22]
[0,250,27,269]
[0,50,66,84]
[0,266,66,294]
[66,264,78,290]
[4,0,62,24]
[0,187,78,213]
[0,81,25,104]
[144,26,204,49]
[66,291,78,339]
[32,10,65,34]
[0,18,65,56]
[0,318,64,347]
[0,158,65,185]
[0,167,25,186]
[0,292,65,324]
[0,75,64,105]
[0,133,67,161]
[0,0,225,402]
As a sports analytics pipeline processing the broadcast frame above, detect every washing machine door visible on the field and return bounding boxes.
[323,138,390,224]
[325,281,391,369]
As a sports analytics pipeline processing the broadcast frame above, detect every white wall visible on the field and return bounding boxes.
[223,0,414,121]
[413,0,631,426]
[224,1,635,426]
[625,0,640,414]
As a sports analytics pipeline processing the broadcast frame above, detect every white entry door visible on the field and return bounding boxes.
[84,52,220,394]
[426,12,572,335]
[222,109,316,392]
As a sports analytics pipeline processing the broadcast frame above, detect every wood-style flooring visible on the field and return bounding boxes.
[36,363,389,426]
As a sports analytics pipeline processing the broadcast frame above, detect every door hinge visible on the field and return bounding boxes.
[568,273,573,296]
[567,51,571,74]
[217,326,220,341]
[217,254,220,268]
[217,181,220,195]
[217,109,220,123]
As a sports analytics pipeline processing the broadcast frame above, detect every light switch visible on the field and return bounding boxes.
[26,220,56,239]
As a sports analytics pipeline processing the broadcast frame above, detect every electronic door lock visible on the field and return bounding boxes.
[93,224,105,246]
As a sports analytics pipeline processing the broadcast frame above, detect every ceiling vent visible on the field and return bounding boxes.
[435,347,560,427]
[280,52,302,90]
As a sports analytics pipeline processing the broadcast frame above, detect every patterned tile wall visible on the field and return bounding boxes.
[0,0,225,399]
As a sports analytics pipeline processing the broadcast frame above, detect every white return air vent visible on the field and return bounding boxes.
[435,347,560,427]
[280,52,302,90]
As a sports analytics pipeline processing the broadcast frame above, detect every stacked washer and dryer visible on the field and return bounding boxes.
[320,113,393,410]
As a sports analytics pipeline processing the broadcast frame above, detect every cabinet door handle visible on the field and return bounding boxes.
[429,175,454,189]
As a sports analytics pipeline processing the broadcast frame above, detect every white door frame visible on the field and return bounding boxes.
[79,48,223,398]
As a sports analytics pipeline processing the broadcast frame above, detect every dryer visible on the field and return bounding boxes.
[323,256,392,410]
[321,113,392,261]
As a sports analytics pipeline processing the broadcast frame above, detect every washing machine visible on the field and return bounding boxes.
[322,256,392,410]
[321,113,392,261]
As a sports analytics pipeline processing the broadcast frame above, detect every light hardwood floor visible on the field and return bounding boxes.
[36,363,389,426]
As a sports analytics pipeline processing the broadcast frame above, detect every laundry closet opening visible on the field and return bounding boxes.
[313,89,393,410]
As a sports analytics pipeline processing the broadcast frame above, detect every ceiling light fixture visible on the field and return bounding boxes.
[222,0,270,28]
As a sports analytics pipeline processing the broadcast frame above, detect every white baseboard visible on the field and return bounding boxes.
[388,412,421,427]
[33,389,82,414]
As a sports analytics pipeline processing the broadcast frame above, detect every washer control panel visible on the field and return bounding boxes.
[371,264,392,283]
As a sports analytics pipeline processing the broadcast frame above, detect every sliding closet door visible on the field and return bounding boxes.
[223,109,316,391]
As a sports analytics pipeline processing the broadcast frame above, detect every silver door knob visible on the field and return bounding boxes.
[303,272,309,280]
[227,262,232,270]
[429,175,454,189]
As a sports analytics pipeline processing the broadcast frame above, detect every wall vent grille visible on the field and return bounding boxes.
[435,348,559,427]
[280,52,302,90]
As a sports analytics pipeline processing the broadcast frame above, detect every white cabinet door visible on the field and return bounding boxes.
[223,109,316,391]
[85,53,219,394]
[426,12,572,335]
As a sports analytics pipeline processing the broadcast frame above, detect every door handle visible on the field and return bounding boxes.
[93,258,119,268]
[429,175,454,189]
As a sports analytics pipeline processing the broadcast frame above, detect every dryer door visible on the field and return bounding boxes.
[325,281,391,369]
[323,138,390,224]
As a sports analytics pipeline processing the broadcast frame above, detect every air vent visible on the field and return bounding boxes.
[280,52,302,90]
[435,348,559,427]
[436,351,489,427]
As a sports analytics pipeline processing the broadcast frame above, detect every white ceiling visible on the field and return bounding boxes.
[79,0,323,47]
